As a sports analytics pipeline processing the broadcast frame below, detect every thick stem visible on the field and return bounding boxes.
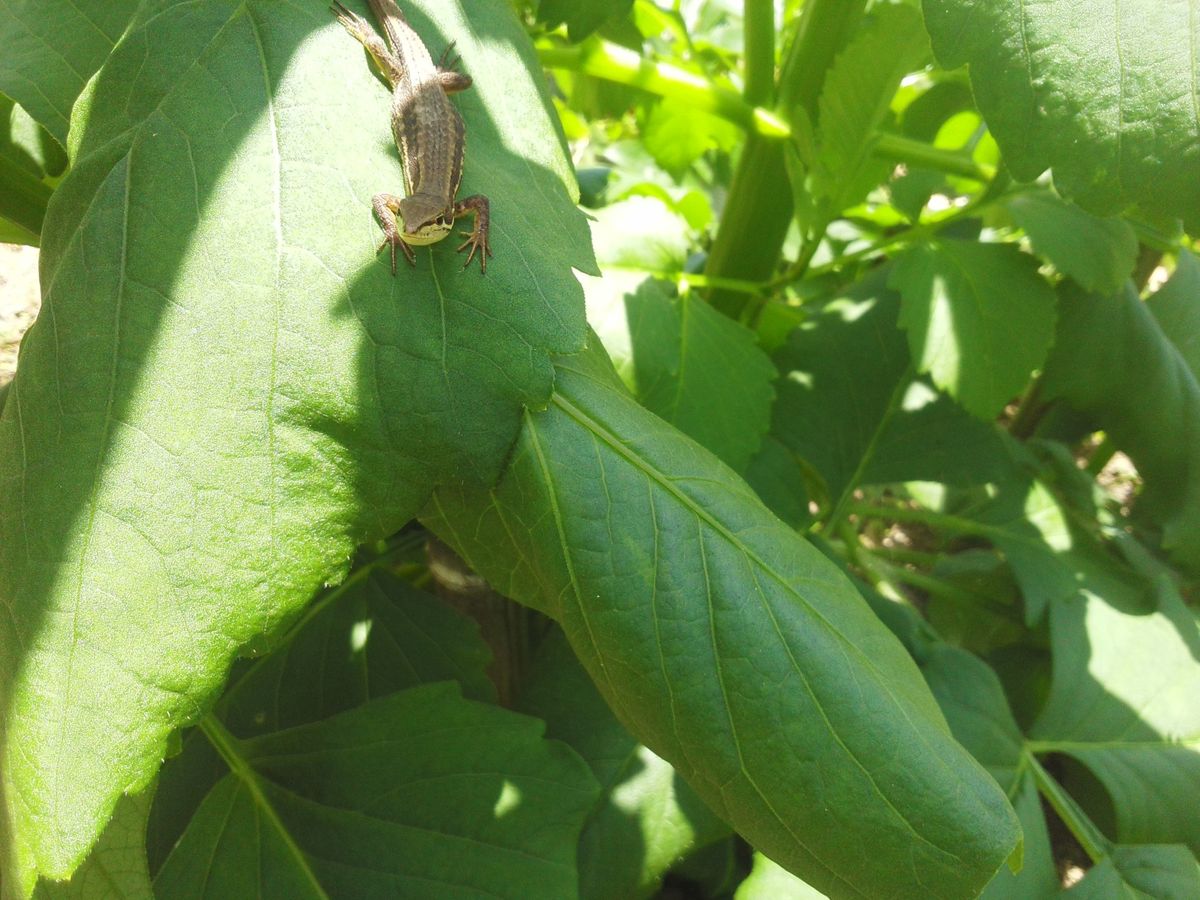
[705,0,868,318]
[426,537,530,706]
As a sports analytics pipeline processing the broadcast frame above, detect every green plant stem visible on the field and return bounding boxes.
[873,132,994,182]
[743,0,775,107]
[767,172,1016,290]
[705,0,868,318]
[847,501,1002,540]
[537,40,789,137]
[1025,752,1111,863]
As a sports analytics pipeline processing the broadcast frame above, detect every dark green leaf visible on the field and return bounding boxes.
[812,4,928,216]
[425,346,1021,898]
[1031,580,1200,854]
[538,0,634,42]
[0,1,135,145]
[981,774,1059,900]
[590,280,776,471]
[771,273,1016,503]
[1147,251,1200,380]
[1006,191,1138,294]
[155,686,599,898]
[922,0,1200,229]
[0,0,589,887]
[1070,845,1200,899]
[891,240,1057,419]
[149,565,495,874]
[1041,282,1200,567]
[921,645,1023,791]
[518,628,728,899]
[743,436,813,530]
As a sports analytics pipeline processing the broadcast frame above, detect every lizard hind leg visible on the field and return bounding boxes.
[436,41,473,93]
[331,2,404,86]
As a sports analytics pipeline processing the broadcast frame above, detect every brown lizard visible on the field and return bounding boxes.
[333,0,491,273]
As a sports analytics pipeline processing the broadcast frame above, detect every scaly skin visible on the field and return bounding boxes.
[333,0,492,273]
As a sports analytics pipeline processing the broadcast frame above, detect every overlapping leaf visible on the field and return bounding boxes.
[1040,281,1200,568]
[0,0,136,146]
[891,240,1057,419]
[1030,580,1200,854]
[147,567,497,877]
[0,0,590,890]
[518,628,728,899]
[154,684,599,898]
[771,272,1016,505]
[590,280,776,471]
[425,346,1021,898]
[1006,191,1137,294]
[922,0,1200,229]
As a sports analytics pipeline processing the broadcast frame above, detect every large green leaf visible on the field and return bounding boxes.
[735,853,827,899]
[518,628,728,899]
[154,685,599,898]
[890,240,1057,420]
[0,0,590,891]
[0,1,136,146]
[1040,282,1200,568]
[771,273,1016,505]
[425,346,1021,898]
[1030,580,1200,854]
[922,0,1200,229]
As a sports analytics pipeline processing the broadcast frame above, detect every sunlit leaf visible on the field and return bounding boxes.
[923,0,1200,228]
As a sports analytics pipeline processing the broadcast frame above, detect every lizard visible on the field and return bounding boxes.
[332,0,491,274]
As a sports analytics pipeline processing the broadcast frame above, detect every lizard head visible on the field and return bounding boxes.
[398,195,453,246]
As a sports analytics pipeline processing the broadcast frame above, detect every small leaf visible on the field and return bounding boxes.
[426,346,1021,898]
[922,0,1200,228]
[642,98,740,180]
[735,852,827,899]
[537,0,634,42]
[1006,191,1138,294]
[1031,580,1200,854]
[891,240,1057,419]
[1070,845,1200,898]
[518,628,728,899]
[1041,282,1200,568]
[590,279,776,471]
[155,686,599,898]
[813,4,929,215]
[1147,250,1200,380]
[771,272,1016,502]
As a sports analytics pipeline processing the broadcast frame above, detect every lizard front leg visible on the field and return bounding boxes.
[372,193,417,273]
[331,2,405,86]
[452,194,491,273]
